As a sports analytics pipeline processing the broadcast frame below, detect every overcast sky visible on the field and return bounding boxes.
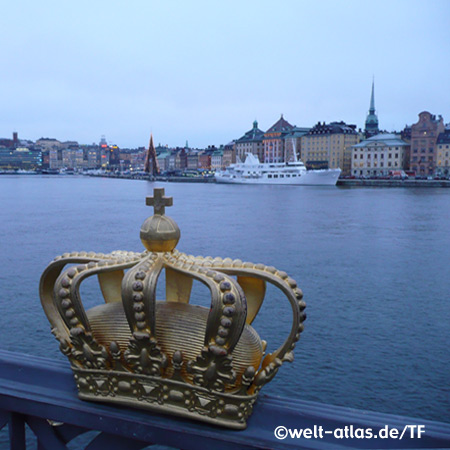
[1,0,449,148]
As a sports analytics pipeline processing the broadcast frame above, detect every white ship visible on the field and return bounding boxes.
[215,153,341,186]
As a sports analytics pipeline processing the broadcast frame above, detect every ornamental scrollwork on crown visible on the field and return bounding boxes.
[187,345,236,392]
[124,331,168,376]
[73,368,257,424]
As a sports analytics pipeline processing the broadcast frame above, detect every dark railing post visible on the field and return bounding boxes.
[9,413,26,450]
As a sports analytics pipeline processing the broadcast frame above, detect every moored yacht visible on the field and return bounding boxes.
[215,153,341,186]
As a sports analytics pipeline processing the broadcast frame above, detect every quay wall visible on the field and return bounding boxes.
[337,179,450,188]
[86,173,450,187]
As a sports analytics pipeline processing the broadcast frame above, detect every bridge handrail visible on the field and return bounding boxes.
[0,349,449,449]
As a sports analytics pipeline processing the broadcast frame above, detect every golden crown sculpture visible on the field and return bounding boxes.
[40,188,306,428]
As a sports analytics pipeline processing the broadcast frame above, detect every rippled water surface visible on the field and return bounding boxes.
[0,175,449,425]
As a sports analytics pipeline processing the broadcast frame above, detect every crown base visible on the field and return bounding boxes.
[73,367,257,429]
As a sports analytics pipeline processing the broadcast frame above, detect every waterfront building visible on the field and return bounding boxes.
[62,149,85,169]
[410,111,445,176]
[364,80,379,138]
[168,152,176,170]
[87,147,100,168]
[187,152,199,170]
[49,149,61,169]
[131,151,146,171]
[100,147,110,168]
[263,115,294,163]
[436,130,450,176]
[0,147,42,169]
[211,148,224,170]
[284,126,310,162]
[41,150,50,169]
[351,133,410,177]
[156,150,170,172]
[235,120,265,162]
[222,142,235,168]
[198,151,212,170]
[301,121,359,175]
[174,148,188,170]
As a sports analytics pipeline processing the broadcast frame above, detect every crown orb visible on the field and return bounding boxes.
[140,215,180,252]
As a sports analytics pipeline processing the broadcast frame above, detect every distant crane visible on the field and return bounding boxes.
[144,134,160,175]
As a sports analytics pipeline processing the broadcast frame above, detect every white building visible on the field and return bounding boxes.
[351,134,410,177]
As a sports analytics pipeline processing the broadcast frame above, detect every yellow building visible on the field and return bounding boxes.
[300,121,359,175]
[436,130,450,177]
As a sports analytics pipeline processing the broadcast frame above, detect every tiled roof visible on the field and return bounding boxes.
[265,115,294,134]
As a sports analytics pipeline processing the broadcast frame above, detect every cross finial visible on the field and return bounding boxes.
[146,188,173,215]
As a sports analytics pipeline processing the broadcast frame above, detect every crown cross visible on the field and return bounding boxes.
[146,188,173,215]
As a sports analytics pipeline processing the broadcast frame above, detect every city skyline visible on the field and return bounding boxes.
[1,0,449,148]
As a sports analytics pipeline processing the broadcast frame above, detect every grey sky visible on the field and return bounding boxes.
[1,0,449,148]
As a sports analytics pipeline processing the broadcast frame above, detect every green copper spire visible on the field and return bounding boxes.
[365,77,379,137]
[369,78,375,113]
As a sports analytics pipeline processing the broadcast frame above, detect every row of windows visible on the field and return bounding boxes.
[354,153,399,159]
[412,148,434,153]
[353,161,399,168]
[411,156,433,162]
[267,173,299,178]
[353,170,394,175]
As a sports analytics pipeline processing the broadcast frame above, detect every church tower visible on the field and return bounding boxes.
[144,134,159,175]
[364,79,379,138]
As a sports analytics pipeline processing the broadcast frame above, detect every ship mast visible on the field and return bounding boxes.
[291,138,298,162]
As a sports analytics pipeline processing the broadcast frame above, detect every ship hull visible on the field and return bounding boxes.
[215,169,341,186]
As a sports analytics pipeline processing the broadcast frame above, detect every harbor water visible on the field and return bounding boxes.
[0,175,449,424]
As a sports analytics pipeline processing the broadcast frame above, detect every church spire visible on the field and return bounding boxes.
[365,78,379,138]
[369,77,375,114]
[144,134,159,175]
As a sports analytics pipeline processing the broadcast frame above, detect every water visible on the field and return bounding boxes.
[0,175,449,427]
